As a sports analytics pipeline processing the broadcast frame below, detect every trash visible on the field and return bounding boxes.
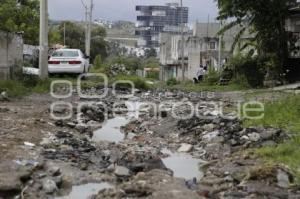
[24,142,36,148]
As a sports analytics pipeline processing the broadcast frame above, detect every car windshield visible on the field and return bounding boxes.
[52,50,79,57]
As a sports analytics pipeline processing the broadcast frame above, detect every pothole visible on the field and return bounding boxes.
[92,116,130,143]
[162,148,204,180]
[56,183,112,199]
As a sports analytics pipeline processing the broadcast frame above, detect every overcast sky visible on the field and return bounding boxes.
[48,0,219,23]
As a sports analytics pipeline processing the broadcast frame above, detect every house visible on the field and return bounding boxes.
[0,31,23,79]
[160,22,238,81]
[285,3,300,81]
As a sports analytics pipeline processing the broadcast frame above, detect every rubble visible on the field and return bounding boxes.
[1,88,298,199]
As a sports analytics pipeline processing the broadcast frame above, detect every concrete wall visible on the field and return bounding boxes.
[0,31,23,80]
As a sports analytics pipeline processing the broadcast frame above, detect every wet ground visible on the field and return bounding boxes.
[0,90,299,199]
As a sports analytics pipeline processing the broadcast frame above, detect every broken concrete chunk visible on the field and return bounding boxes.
[114,166,131,177]
[177,143,193,153]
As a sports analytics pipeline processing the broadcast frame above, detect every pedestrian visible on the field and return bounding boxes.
[196,65,205,82]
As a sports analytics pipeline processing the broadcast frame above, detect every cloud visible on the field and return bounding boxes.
[49,0,218,22]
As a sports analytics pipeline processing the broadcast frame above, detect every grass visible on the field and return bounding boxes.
[242,94,300,185]
[113,75,149,89]
[0,80,29,97]
[256,138,300,184]
[243,94,300,133]
[155,81,250,92]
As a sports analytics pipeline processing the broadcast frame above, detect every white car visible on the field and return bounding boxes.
[48,49,90,74]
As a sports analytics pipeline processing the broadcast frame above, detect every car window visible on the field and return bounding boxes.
[52,50,79,57]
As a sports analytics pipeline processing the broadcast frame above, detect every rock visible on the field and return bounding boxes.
[0,91,9,101]
[114,166,131,177]
[260,129,280,140]
[47,164,61,176]
[0,173,22,192]
[241,135,249,141]
[203,124,215,132]
[42,179,57,194]
[185,177,198,190]
[66,122,76,128]
[277,169,290,188]
[53,175,63,187]
[177,143,193,153]
[248,132,261,142]
[202,131,219,142]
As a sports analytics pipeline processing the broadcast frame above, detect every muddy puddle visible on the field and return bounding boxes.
[162,149,204,180]
[92,116,130,142]
[56,182,112,199]
[92,101,145,143]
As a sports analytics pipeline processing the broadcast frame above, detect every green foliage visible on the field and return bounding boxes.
[49,26,62,45]
[93,55,103,70]
[217,0,297,71]
[253,94,300,184]
[166,78,178,86]
[115,75,148,89]
[106,56,142,72]
[146,71,159,80]
[144,48,157,58]
[244,94,300,133]
[225,54,266,88]
[56,22,107,61]
[204,67,220,85]
[256,138,300,184]
[0,80,28,97]
[0,0,39,44]
[144,57,160,68]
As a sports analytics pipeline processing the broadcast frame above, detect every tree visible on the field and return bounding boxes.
[56,22,107,61]
[0,0,40,44]
[49,26,62,45]
[144,48,157,58]
[58,21,85,51]
[217,0,298,74]
[90,26,107,61]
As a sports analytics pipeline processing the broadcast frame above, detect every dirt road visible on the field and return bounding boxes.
[0,90,299,199]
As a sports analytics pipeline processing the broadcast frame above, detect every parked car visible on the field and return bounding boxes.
[48,49,89,74]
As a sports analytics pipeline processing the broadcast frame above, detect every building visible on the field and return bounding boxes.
[135,3,189,49]
[285,2,300,82]
[160,22,238,81]
[0,31,23,79]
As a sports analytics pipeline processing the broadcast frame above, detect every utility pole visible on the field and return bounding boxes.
[180,0,185,81]
[63,23,66,46]
[86,0,93,57]
[39,0,48,79]
[218,21,222,69]
[81,0,89,56]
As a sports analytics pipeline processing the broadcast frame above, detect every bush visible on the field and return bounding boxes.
[115,75,148,89]
[146,71,159,80]
[0,80,28,97]
[225,54,266,88]
[166,78,178,86]
[204,66,220,85]
[105,56,142,72]
[93,55,103,70]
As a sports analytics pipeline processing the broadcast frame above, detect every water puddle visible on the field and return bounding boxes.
[56,183,111,199]
[92,100,149,143]
[92,116,130,143]
[162,149,204,180]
